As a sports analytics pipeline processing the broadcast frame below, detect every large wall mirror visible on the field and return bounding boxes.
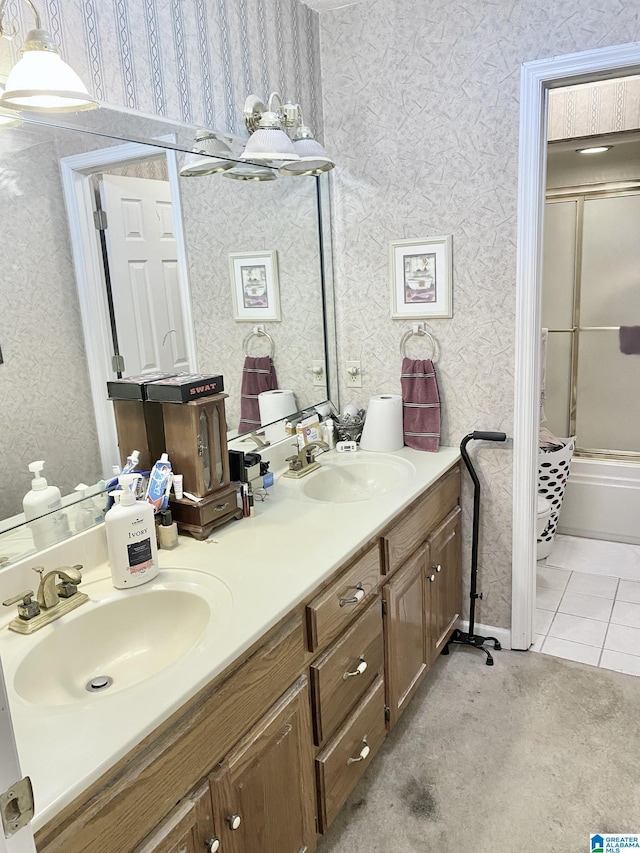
[0,105,338,548]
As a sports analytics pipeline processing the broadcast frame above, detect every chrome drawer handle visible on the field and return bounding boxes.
[347,736,370,765]
[340,583,365,607]
[433,564,442,573]
[343,657,367,680]
[428,573,436,582]
[205,838,220,852]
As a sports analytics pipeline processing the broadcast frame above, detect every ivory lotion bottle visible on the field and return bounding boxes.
[106,473,159,589]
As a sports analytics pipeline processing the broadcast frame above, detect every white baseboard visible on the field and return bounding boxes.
[455,620,513,650]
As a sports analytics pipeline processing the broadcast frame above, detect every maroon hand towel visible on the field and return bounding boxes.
[619,326,640,355]
[401,357,441,452]
[238,356,278,434]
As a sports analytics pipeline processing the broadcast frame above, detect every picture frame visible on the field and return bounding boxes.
[390,236,453,319]
[229,250,281,321]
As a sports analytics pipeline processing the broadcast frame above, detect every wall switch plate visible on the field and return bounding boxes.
[346,360,362,388]
[312,360,325,387]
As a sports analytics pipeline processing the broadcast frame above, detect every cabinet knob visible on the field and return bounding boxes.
[343,657,367,680]
[205,838,220,852]
[340,583,365,607]
[347,736,370,765]
[428,573,436,582]
[433,564,442,573]
[228,814,242,831]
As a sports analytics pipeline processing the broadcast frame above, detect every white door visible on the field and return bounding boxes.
[100,173,192,377]
[0,659,36,852]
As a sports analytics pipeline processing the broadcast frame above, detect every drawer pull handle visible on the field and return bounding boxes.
[428,573,436,582]
[433,564,442,573]
[228,814,242,830]
[343,657,367,680]
[340,583,365,607]
[216,502,230,511]
[347,736,370,765]
[205,838,220,852]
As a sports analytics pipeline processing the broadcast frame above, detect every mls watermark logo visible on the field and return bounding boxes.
[591,834,640,851]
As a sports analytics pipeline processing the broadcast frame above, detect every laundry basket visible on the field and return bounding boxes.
[537,436,575,560]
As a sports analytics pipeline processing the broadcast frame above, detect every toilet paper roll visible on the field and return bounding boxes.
[258,389,297,442]
[359,394,404,452]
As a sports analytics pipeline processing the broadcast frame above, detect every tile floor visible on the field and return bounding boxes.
[534,534,640,677]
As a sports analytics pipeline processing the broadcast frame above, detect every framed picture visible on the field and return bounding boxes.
[229,250,281,321]
[390,236,453,319]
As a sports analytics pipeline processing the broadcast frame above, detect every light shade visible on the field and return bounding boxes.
[180,134,235,176]
[279,131,334,176]
[0,30,98,113]
[222,163,277,182]
[240,110,299,162]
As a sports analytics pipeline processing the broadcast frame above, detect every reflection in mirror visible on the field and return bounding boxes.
[0,105,337,551]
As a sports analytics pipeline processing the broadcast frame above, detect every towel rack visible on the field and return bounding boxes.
[242,325,275,358]
[400,325,437,361]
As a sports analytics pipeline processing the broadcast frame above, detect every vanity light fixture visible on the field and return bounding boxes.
[576,146,612,154]
[179,130,236,177]
[240,92,335,175]
[0,0,98,112]
[0,84,21,126]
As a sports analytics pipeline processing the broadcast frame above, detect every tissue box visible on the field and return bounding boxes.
[146,373,224,403]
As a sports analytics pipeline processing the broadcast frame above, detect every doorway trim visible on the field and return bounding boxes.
[512,42,640,650]
[60,141,197,474]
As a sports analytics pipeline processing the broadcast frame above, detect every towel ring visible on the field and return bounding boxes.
[400,327,437,361]
[242,326,275,358]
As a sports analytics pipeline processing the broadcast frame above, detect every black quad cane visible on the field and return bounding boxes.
[445,430,507,666]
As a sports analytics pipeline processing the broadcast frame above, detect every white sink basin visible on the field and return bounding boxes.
[12,570,232,707]
[293,453,415,503]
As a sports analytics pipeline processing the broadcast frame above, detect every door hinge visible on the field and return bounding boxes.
[384,705,391,722]
[381,598,387,617]
[0,776,34,838]
[112,354,125,373]
[93,209,108,230]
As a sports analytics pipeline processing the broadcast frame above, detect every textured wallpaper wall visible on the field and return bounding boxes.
[549,75,640,140]
[318,0,640,630]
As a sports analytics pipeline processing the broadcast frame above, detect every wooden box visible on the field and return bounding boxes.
[169,483,242,540]
[162,394,230,498]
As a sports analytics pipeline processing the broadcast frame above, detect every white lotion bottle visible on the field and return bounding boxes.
[23,460,69,549]
[105,473,159,589]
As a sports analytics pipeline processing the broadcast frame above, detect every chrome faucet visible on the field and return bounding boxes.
[283,440,329,479]
[3,564,88,634]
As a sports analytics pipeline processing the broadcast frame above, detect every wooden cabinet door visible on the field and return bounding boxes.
[209,676,317,853]
[133,781,218,853]
[428,507,462,659]
[383,542,429,729]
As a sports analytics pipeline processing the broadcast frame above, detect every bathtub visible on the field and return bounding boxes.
[558,457,640,545]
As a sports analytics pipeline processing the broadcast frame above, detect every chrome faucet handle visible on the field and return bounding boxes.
[3,590,41,621]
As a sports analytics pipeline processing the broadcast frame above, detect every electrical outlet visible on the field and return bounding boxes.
[346,360,362,388]
[312,360,325,387]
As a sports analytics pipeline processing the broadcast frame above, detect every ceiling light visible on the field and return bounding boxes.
[0,0,98,113]
[179,131,235,176]
[576,146,612,154]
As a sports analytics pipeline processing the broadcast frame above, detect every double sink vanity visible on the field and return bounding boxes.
[0,444,462,853]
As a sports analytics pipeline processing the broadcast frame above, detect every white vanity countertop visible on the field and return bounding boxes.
[0,445,460,832]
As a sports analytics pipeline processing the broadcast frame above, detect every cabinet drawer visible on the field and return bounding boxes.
[311,596,383,745]
[315,676,386,833]
[306,544,381,651]
[381,464,460,576]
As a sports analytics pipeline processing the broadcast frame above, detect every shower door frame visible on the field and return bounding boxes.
[512,43,640,651]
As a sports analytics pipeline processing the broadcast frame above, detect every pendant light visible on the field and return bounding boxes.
[0,0,98,113]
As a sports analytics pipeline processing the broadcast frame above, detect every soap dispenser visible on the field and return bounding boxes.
[105,473,159,589]
[23,460,70,549]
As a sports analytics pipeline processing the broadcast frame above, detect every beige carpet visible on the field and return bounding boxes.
[317,647,640,853]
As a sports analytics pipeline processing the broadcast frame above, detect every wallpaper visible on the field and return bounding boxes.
[318,0,640,630]
[549,75,640,140]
